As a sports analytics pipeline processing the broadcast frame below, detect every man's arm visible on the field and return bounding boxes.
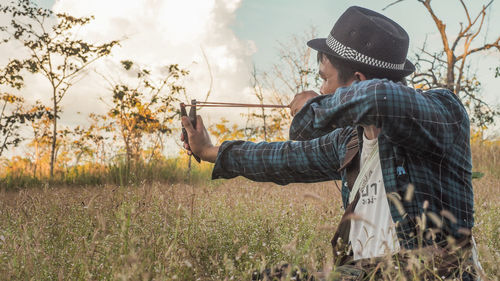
[294,79,469,157]
[181,114,346,184]
[211,129,345,185]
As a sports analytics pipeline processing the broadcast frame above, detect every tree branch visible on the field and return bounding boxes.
[421,0,451,55]
[200,46,213,103]
[456,36,500,60]
[451,0,493,52]
[382,0,408,10]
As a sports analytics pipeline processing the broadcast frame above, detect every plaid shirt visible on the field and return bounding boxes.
[212,79,474,249]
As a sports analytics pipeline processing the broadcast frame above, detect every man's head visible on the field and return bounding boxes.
[317,51,408,94]
[309,6,414,94]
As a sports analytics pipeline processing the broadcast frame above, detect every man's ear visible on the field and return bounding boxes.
[354,72,367,81]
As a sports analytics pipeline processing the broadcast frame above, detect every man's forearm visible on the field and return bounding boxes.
[211,132,344,184]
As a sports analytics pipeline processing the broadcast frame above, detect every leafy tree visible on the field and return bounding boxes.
[208,117,246,144]
[0,61,49,157]
[105,61,188,166]
[384,0,500,127]
[25,103,53,177]
[0,93,27,156]
[235,66,291,142]
[70,113,110,167]
[0,60,24,89]
[0,0,119,177]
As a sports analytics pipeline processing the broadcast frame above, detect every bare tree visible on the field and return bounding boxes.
[210,28,320,143]
[257,27,320,139]
[249,65,268,141]
[0,0,119,177]
[384,0,500,127]
[270,27,320,94]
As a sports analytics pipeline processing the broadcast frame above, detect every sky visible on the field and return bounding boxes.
[233,0,500,73]
[232,0,500,110]
[1,0,499,155]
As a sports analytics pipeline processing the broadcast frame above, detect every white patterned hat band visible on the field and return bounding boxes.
[326,34,406,71]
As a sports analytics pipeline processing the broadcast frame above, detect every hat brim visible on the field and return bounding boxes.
[307,38,415,78]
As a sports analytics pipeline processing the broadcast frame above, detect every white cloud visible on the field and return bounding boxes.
[53,0,255,91]
[2,0,257,131]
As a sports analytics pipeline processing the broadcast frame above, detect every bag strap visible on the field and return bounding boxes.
[337,132,360,190]
[331,131,361,264]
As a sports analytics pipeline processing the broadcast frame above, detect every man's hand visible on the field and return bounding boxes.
[181,115,219,163]
[289,90,319,116]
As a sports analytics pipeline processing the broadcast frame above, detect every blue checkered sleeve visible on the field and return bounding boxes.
[211,129,346,184]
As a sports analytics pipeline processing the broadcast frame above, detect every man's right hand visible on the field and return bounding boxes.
[289,90,319,117]
[181,115,219,163]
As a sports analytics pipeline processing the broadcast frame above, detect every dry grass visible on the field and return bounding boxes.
[471,175,500,280]
[471,140,500,178]
[0,180,337,280]
[0,172,498,280]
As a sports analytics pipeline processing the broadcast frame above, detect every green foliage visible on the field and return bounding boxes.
[105,61,189,166]
[472,171,485,179]
[0,1,118,91]
[0,60,24,89]
[120,60,133,71]
[0,93,51,157]
[0,0,119,177]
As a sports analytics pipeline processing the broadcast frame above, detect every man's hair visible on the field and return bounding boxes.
[317,51,406,85]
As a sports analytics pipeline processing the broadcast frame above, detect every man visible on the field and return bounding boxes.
[181,6,477,280]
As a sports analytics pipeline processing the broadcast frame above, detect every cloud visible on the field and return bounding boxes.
[2,0,257,130]
[52,0,257,122]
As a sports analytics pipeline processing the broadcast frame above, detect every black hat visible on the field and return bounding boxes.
[307,6,415,78]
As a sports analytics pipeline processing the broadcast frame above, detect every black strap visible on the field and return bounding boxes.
[331,131,360,264]
[337,132,360,191]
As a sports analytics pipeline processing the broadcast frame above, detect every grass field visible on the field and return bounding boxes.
[0,140,498,280]
[0,172,499,280]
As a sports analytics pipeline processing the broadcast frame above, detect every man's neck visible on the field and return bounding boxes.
[363,126,381,140]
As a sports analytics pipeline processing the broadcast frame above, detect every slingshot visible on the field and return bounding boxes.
[180,99,289,163]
